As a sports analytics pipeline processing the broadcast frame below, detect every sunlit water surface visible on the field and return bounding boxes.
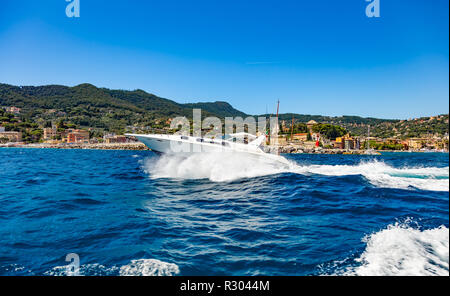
[0,149,448,276]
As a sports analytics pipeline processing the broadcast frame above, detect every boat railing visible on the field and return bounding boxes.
[125,127,175,135]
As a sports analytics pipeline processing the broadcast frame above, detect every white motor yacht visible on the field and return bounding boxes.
[125,132,290,164]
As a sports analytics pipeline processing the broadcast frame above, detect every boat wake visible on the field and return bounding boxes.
[294,160,449,192]
[143,153,449,191]
[143,152,291,182]
[323,220,449,276]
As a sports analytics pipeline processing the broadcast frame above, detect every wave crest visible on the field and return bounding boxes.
[119,259,180,276]
[296,160,449,191]
[143,153,449,191]
[332,221,449,276]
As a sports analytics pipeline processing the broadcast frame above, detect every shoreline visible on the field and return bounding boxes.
[1,143,448,154]
[2,142,149,151]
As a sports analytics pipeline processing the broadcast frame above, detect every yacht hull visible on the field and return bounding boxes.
[126,134,290,165]
[135,135,228,154]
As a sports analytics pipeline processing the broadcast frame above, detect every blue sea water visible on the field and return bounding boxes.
[0,148,448,276]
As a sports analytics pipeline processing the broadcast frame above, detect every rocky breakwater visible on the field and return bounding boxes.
[21,142,149,150]
[277,145,379,155]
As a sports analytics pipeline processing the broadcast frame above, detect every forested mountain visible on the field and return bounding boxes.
[0,83,448,139]
[0,83,245,133]
[261,113,449,138]
[184,101,247,118]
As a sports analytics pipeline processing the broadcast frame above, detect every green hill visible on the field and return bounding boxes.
[184,101,247,118]
[0,82,448,141]
[0,83,246,133]
[266,113,448,138]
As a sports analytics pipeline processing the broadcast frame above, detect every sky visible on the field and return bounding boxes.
[0,0,448,119]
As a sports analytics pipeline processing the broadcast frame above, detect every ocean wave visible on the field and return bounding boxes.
[119,259,180,276]
[143,153,449,191]
[295,160,449,191]
[44,259,179,276]
[328,220,449,276]
[44,263,118,276]
[0,263,33,275]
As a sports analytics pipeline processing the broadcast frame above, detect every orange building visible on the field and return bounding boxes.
[66,129,90,143]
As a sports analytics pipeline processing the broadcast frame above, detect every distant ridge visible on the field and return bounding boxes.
[183,101,248,118]
[0,82,398,122]
[0,83,246,118]
[0,83,448,137]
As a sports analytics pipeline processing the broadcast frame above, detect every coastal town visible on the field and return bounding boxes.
[275,119,449,154]
[1,106,448,153]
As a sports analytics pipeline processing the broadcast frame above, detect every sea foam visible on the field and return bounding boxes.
[296,160,449,191]
[340,221,449,276]
[143,152,291,182]
[143,153,449,191]
[44,259,179,276]
[119,259,180,276]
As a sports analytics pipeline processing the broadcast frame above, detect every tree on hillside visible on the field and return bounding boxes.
[312,124,347,140]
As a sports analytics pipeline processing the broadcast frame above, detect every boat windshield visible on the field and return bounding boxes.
[223,133,257,144]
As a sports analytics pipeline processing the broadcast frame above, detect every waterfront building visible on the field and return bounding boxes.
[408,138,426,150]
[344,139,354,150]
[292,133,308,142]
[306,120,317,133]
[332,139,344,149]
[43,127,58,140]
[104,135,128,144]
[65,129,90,143]
[0,131,22,143]
[335,134,358,150]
